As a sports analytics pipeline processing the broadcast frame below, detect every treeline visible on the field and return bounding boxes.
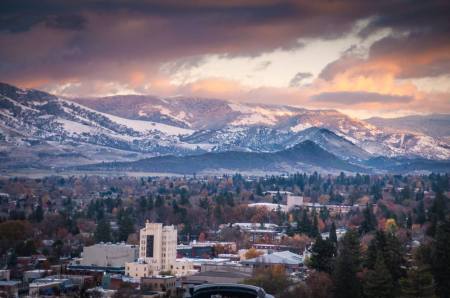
[303,191,450,298]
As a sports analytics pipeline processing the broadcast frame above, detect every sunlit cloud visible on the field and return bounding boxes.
[0,0,448,118]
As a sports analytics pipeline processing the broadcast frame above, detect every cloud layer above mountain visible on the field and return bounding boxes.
[0,0,449,118]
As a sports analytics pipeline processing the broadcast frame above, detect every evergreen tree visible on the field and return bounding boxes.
[256,183,263,196]
[33,205,44,222]
[364,252,394,298]
[117,209,134,242]
[319,207,329,221]
[366,230,405,284]
[333,229,362,298]
[147,196,154,209]
[155,195,164,208]
[329,222,338,244]
[310,235,336,274]
[431,220,450,297]
[360,203,377,234]
[311,210,319,238]
[416,199,426,225]
[138,196,147,210]
[298,209,311,235]
[427,191,448,236]
[94,218,112,243]
[371,184,383,202]
[400,266,436,298]
[406,212,413,229]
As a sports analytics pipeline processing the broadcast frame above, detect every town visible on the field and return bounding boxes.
[0,172,449,297]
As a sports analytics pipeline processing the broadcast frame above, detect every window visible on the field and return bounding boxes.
[146,235,154,257]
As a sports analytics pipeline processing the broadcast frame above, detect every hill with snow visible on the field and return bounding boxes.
[1,82,449,173]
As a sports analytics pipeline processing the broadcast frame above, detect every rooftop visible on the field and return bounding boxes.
[242,251,303,265]
[0,281,20,286]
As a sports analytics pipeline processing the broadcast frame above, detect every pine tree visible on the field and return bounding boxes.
[360,203,377,234]
[299,209,311,235]
[155,195,164,208]
[333,229,362,298]
[311,210,319,238]
[32,205,44,222]
[364,252,394,298]
[94,218,112,243]
[117,209,134,242]
[431,220,450,297]
[310,235,336,274]
[329,222,338,244]
[406,212,412,229]
[427,192,448,236]
[416,199,426,224]
[366,230,405,286]
[400,266,436,298]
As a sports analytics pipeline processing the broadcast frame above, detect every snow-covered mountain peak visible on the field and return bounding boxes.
[1,82,449,172]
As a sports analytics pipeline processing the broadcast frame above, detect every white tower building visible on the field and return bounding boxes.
[126,221,177,277]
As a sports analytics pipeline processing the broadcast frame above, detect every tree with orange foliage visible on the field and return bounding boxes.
[244,247,264,259]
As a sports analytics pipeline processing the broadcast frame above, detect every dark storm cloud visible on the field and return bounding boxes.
[0,0,448,91]
[359,0,450,37]
[0,0,375,86]
[311,91,413,105]
[0,0,297,32]
[317,1,450,81]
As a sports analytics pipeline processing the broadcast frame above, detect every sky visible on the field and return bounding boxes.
[0,0,449,119]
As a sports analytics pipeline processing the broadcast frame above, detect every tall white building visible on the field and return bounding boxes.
[139,222,177,272]
[126,221,177,278]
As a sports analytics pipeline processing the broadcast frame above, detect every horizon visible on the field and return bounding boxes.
[0,1,449,119]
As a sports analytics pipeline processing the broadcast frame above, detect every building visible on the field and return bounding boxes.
[173,258,195,276]
[0,281,20,298]
[29,277,78,297]
[141,275,176,296]
[248,202,287,212]
[23,270,51,283]
[0,270,10,281]
[240,250,304,273]
[187,284,274,298]
[183,263,253,286]
[78,243,138,267]
[139,222,177,272]
[126,222,181,278]
[177,241,237,259]
[287,195,303,210]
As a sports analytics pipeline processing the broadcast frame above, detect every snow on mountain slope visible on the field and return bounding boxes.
[96,110,194,136]
[228,103,298,126]
[1,81,449,171]
[0,82,207,161]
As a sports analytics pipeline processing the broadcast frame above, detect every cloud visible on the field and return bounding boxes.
[311,91,413,104]
[0,0,448,119]
[0,0,384,87]
[289,72,313,87]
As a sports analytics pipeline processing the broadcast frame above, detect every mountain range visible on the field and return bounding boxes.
[0,82,449,175]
